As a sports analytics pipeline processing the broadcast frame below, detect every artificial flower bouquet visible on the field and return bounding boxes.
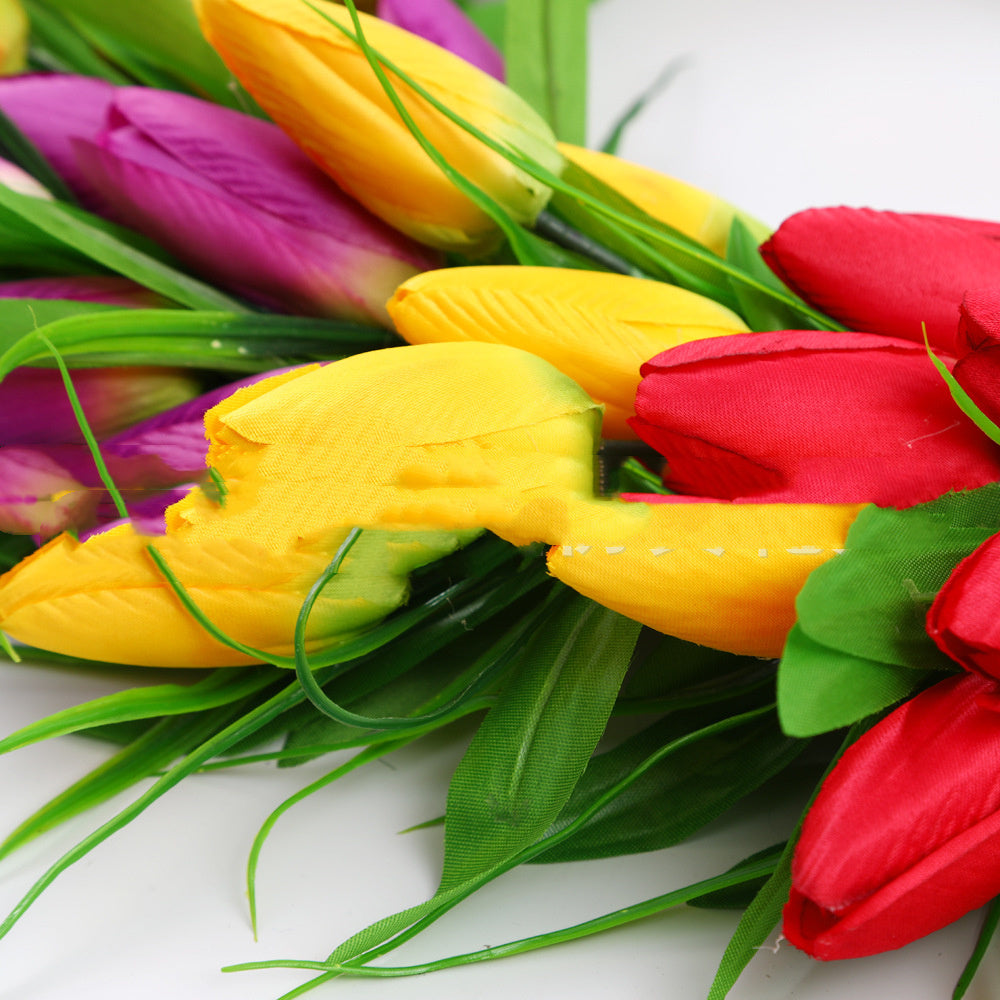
[0,0,998,996]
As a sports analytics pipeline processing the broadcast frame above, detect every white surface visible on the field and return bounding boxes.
[5,1,1000,997]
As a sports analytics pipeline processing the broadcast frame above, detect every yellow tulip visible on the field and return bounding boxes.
[0,344,600,666]
[193,0,563,253]
[388,266,750,438]
[560,143,771,256]
[0,342,861,665]
[0,0,26,76]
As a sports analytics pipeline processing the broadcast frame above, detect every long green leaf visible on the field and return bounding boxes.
[227,846,784,979]
[0,666,275,755]
[439,594,641,887]
[0,306,394,375]
[706,719,875,999]
[505,0,588,145]
[30,0,241,107]
[0,703,251,859]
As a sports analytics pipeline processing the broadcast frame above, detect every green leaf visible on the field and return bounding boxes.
[0,666,275,755]
[28,0,242,108]
[227,846,784,980]
[461,0,505,49]
[688,844,785,910]
[793,487,1000,670]
[535,704,802,862]
[439,594,641,886]
[0,305,394,375]
[0,703,250,860]
[778,625,938,737]
[505,0,588,145]
[0,185,247,311]
[0,532,36,572]
[24,0,132,80]
[725,216,820,332]
[706,718,878,999]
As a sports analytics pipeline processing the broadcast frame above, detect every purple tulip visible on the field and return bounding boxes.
[0,75,115,208]
[376,0,504,80]
[0,366,291,540]
[0,76,442,323]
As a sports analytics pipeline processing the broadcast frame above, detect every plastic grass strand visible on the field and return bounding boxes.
[293,545,562,731]
[0,666,274,753]
[923,325,1000,445]
[35,332,127,518]
[244,704,778,984]
[227,848,781,977]
[247,738,414,938]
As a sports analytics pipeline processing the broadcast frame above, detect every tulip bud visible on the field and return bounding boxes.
[760,207,1000,350]
[193,0,563,253]
[784,672,1000,959]
[0,76,441,323]
[560,143,771,256]
[951,289,1000,427]
[388,265,749,437]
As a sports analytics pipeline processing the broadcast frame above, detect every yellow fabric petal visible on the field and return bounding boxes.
[0,343,602,666]
[194,0,562,252]
[543,499,864,658]
[0,524,468,667]
[560,144,772,256]
[388,266,750,438]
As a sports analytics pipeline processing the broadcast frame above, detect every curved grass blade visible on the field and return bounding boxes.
[0,701,253,860]
[0,666,276,755]
[226,705,778,984]
[293,538,561,732]
[247,738,414,938]
[227,845,783,979]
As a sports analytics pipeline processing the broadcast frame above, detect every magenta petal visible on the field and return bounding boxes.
[376,0,504,80]
[0,275,167,306]
[0,446,96,536]
[0,74,115,208]
[101,368,295,473]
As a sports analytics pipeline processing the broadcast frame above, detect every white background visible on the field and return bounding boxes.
[4,0,1000,998]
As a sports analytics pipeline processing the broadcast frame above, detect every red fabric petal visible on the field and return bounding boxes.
[629,330,1000,506]
[927,532,1000,680]
[784,672,1000,959]
[760,207,1000,350]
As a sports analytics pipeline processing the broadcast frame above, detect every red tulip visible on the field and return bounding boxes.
[628,329,1000,507]
[951,289,1000,427]
[784,671,1000,959]
[760,207,1000,351]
